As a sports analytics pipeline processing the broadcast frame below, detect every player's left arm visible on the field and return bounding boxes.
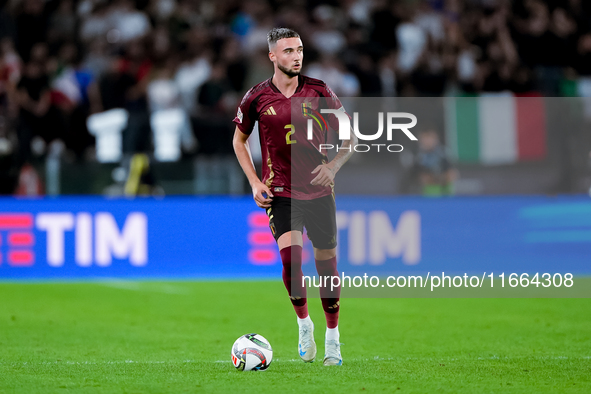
[310,130,357,187]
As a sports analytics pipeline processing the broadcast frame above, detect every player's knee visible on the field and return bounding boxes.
[279,245,303,267]
[314,253,338,277]
[314,247,336,261]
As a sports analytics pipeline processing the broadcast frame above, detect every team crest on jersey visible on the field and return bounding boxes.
[302,102,327,132]
[236,107,243,123]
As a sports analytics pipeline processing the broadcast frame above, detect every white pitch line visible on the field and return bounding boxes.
[215,359,301,363]
[3,355,589,367]
[98,281,190,295]
[1,360,197,366]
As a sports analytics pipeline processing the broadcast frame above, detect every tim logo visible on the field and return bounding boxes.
[247,212,278,265]
[0,214,35,266]
[245,210,421,266]
[246,212,312,266]
[0,212,147,268]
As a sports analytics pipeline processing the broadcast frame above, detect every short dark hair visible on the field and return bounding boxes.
[267,28,300,50]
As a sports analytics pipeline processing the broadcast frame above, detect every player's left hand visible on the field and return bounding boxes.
[310,164,336,187]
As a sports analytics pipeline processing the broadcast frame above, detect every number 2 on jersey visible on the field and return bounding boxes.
[285,124,297,144]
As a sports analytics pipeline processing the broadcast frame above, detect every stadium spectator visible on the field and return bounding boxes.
[307,56,360,96]
[118,40,152,154]
[79,3,112,44]
[81,39,112,82]
[194,61,234,154]
[0,38,21,108]
[174,26,212,117]
[576,33,591,76]
[352,53,383,96]
[0,117,19,194]
[310,5,347,57]
[148,58,181,112]
[414,128,456,196]
[50,41,98,159]
[378,51,397,96]
[15,60,52,163]
[109,0,151,44]
[48,0,77,44]
[221,38,248,93]
[14,0,48,61]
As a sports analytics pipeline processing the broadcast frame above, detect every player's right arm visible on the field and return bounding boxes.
[232,126,274,208]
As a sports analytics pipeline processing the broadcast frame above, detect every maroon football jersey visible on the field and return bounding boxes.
[233,75,346,200]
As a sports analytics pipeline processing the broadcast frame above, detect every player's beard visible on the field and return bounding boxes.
[278,63,301,78]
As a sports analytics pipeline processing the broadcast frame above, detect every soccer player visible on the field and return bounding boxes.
[232,28,355,366]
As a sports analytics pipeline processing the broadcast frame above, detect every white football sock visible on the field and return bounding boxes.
[326,326,339,341]
[297,315,312,327]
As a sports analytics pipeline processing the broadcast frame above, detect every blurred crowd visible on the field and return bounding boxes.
[1,0,591,192]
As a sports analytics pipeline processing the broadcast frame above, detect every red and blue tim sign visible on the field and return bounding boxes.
[0,196,589,279]
[246,211,314,266]
[247,212,277,265]
[0,211,147,270]
[0,197,273,279]
[0,213,35,266]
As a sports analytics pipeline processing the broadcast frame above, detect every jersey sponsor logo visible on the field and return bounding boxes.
[274,187,284,192]
[236,107,243,123]
[262,106,277,116]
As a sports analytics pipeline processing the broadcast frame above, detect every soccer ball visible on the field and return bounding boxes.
[231,333,273,371]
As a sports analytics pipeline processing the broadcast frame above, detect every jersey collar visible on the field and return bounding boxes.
[269,74,304,96]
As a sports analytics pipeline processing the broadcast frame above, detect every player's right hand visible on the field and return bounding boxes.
[252,182,273,208]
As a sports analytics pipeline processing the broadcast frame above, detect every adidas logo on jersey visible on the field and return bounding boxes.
[263,106,277,116]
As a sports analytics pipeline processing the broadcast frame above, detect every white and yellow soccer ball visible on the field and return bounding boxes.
[231,333,273,371]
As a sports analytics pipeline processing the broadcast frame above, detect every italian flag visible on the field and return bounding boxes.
[445,94,547,165]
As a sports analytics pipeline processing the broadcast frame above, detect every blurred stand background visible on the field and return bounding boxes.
[1,0,591,197]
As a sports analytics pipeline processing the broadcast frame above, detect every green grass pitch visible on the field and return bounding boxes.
[0,281,590,393]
